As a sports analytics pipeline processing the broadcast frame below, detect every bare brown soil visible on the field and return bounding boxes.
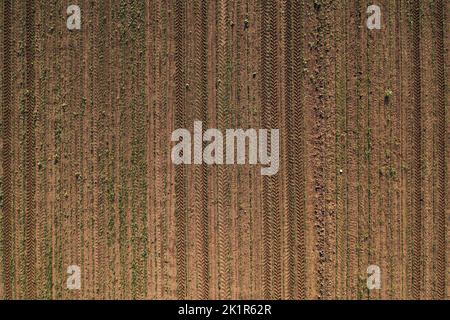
[1,0,448,299]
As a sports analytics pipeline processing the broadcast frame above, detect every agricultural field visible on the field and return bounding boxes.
[0,0,448,300]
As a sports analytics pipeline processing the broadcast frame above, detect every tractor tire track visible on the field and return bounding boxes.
[282,0,295,300]
[433,0,446,300]
[25,0,37,299]
[391,0,406,298]
[193,0,210,300]
[284,0,306,300]
[261,0,273,299]
[174,0,187,299]
[1,0,13,300]
[217,0,232,300]
[245,0,263,298]
[411,0,423,299]
[91,1,102,298]
[261,0,281,299]
[292,0,307,300]
[420,2,437,299]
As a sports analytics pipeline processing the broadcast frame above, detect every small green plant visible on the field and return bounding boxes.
[384,89,393,104]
